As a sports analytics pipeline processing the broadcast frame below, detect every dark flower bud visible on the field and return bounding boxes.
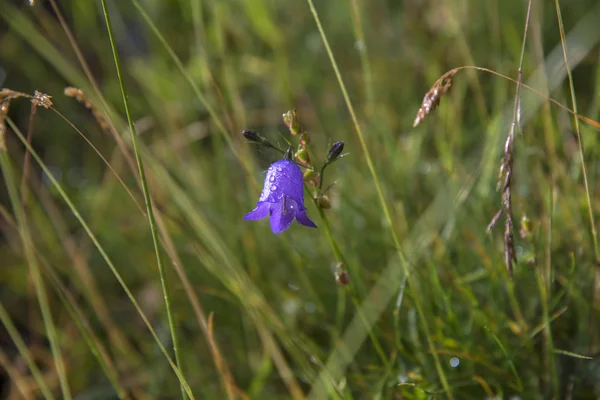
[326,141,345,163]
[282,109,300,135]
[283,147,295,161]
[242,130,264,143]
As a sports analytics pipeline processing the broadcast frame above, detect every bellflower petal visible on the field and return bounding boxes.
[243,202,270,220]
[245,159,317,234]
[270,197,296,234]
[296,208,317,228]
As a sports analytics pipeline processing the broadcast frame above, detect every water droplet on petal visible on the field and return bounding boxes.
[269,176,275,182]
[271,185,277,190]
[277,167,283,172]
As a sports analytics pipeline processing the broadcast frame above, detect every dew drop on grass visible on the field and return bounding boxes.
[304,302,316,314]
[283,299,298,315]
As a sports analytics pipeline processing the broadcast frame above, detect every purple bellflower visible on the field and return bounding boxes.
[244,159,317,234]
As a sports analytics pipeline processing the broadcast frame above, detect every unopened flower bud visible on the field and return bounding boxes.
[316,195,331,209]
[304,170,319,187]
[296,148,310,166]
[242,130,263,143]
[326,141,345,163]
[303,169,316,181]
[282,109,300,135]
[300,132,311,147]
[284,147,294,161]
[335,266,349,286]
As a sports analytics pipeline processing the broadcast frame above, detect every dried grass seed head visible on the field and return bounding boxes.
[413,69,457,127]
[33,90,53,109]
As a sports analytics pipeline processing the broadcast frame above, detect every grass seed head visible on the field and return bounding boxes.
[33,90,53,109]
[64,87,111,134]
[413,69,457,127]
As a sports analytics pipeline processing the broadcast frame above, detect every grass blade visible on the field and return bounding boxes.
[6,116,195,399]
[98,1,186,398]
[304,0,452,396]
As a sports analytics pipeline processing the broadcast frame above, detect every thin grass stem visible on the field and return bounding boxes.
[554,0,600,355]
[127,0,255,177]
[305,0,452,396]
[553,0,598,260]
[486,327,524,392]
[0,144,72,400]
[98,2,186,398]
[0,299,55,400]
[43,261,128,399]
[6,117,195,399]
[0,177,128,398]
[315,204,390,369]
[0,346,32,399]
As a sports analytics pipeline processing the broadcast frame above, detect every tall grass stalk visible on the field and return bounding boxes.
[0,147,72,399]
[316,206,390,369]
[304,0,452,396]
[0,299,55,399]
[553,0,598,261]
[98,1,186,399]
[554,0,600,356]
[42,258,127,398]
[0,346,31,399]
[6,117,195,399]
[1,138,127,396]
[4,1,600,397]
[128,0,253,174]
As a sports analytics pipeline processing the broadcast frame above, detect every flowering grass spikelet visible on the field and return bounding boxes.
[244,159,317,234]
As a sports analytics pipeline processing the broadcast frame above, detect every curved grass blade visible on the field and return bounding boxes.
[6,117,195,399]
[98,1,186,398]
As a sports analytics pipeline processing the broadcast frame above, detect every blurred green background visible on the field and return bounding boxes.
[1,0,600,398]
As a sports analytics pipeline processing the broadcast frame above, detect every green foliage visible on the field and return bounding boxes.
[1,0,599,398]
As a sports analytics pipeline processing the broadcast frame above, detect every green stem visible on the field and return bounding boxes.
[43,260,128,398]
[536,269,558,395]
[486,327,524,391]
[555,0,600,356]
[0,151,71,399]
[101,3,184,397]
[305,0,451,396]
[348,0,375,115]
[0,295,55,400]
[553,0,598,261]
[315,205,390,370]
[6,117,195,398]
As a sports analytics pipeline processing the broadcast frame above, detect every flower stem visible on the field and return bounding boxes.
[305,0,451,395]
[315,204,390,370]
